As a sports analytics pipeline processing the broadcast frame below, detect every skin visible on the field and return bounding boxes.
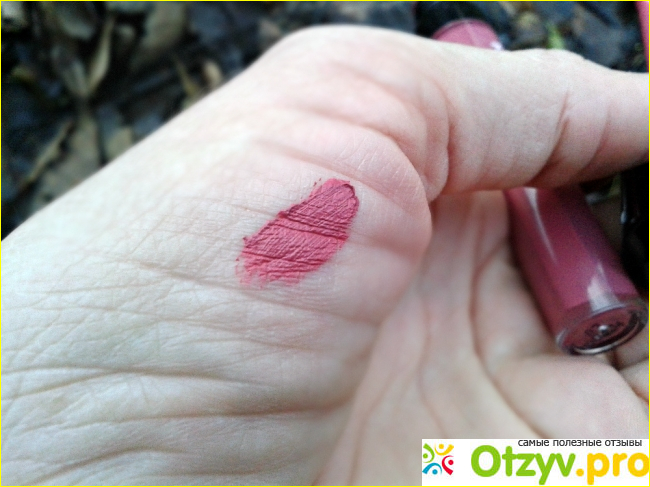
[2,26,648,485]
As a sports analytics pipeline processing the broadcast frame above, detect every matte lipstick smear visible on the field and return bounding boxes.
[238,179,359,286]
[434,19,648,354]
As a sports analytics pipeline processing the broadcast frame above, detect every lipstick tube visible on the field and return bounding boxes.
[504,187,646,353]
[433,18,648,354]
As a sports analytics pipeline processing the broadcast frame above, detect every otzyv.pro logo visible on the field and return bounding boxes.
[422,439,648,486]
[422,442,454,476]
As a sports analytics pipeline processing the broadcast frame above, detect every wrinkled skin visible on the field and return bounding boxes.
[2,27,648,485]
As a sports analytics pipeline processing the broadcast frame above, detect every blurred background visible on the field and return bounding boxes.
[1,1,646,238]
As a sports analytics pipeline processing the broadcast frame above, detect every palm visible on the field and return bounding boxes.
[319,193,648,485]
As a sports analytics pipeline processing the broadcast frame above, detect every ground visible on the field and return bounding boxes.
[1,1,645,238]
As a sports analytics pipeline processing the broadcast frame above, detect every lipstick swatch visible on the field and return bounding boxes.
[237,179,359,286]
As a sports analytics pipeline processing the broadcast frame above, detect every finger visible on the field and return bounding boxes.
[613,325,649,400]
[614,323,649,369]
[253,26,648,199]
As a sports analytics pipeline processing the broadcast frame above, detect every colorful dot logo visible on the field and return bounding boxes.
[423,442,454,476]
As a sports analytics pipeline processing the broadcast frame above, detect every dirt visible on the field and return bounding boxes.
[1,1,645,238]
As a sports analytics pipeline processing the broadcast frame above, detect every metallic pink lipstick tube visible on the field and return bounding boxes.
[504,187,646,353]
[434,18,648,354]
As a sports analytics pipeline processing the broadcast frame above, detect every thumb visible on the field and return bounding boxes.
[251,26,648,198]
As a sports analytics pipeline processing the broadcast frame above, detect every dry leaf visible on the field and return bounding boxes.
[1,1,28,31]
[29,113,100,213]
[258,18,283,51]
[129,2,186,71]
[202,60,224,91]
[51,1,98,40]
[88,15,115,94]
[173,55,201,98]
[104,126,133,161]
[21,119,73,189]
[50,41,89,99]
[105,2,151,15]
[113,22,136,60]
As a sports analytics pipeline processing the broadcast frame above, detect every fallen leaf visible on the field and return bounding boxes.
[88,15,116,94]
[546,22,566,50]
[9,64,36,84]
[20,119,73,189]
[173,54,201,99]
[29,113,100,213]
[258,18,283,51]
[104,126,133,161]
[50,40,89,99]
[105,2,151,15]
[1,1,28,31]
[113,22,137,60]
[129,2,186,71]
[51,1,98,40]
[202,59,224,91]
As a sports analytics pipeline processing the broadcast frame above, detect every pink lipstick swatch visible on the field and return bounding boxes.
[237,178,359,286]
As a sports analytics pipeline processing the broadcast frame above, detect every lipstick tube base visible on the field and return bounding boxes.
[557,297,647,354]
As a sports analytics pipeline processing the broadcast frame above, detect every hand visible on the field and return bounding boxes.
[3,27,648,485]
